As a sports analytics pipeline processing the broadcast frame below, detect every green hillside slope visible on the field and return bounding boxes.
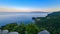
[33,11,60,34]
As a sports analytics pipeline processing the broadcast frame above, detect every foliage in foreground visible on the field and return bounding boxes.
[1,23,40,34]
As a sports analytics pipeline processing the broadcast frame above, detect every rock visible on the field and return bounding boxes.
[0,29,2,34]
[38,30,50,34]
[2,30,9,34]
[9,32,19,34]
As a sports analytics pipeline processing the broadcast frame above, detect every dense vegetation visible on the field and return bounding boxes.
[0,23,40,34]
[32,11,60,34]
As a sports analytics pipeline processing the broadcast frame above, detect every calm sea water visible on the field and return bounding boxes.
[0,12,50,26]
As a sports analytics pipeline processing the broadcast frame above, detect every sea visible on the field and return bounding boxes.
[0,12,50,26]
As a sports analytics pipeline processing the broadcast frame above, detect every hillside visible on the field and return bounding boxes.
[33,11,60,34]
[46,11,60,17]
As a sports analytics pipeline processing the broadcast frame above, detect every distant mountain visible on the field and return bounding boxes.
[31,11,49,13]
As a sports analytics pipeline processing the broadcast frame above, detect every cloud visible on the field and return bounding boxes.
[0,6,32,12]
[44,7,60,12]
[0,6,60,12]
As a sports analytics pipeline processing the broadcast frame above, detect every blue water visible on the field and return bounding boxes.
[0,12,50,26]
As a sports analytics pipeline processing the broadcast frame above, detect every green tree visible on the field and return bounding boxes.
[26,23,40,34]
[2,23,18,32]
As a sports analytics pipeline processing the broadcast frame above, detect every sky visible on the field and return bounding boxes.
[0,0,60,12]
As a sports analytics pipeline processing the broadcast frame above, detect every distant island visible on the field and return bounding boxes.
[31,11,50,13]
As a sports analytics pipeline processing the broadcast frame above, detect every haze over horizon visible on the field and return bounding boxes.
[0,0,60,12]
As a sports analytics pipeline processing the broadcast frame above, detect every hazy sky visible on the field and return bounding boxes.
[0,0,60,12]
